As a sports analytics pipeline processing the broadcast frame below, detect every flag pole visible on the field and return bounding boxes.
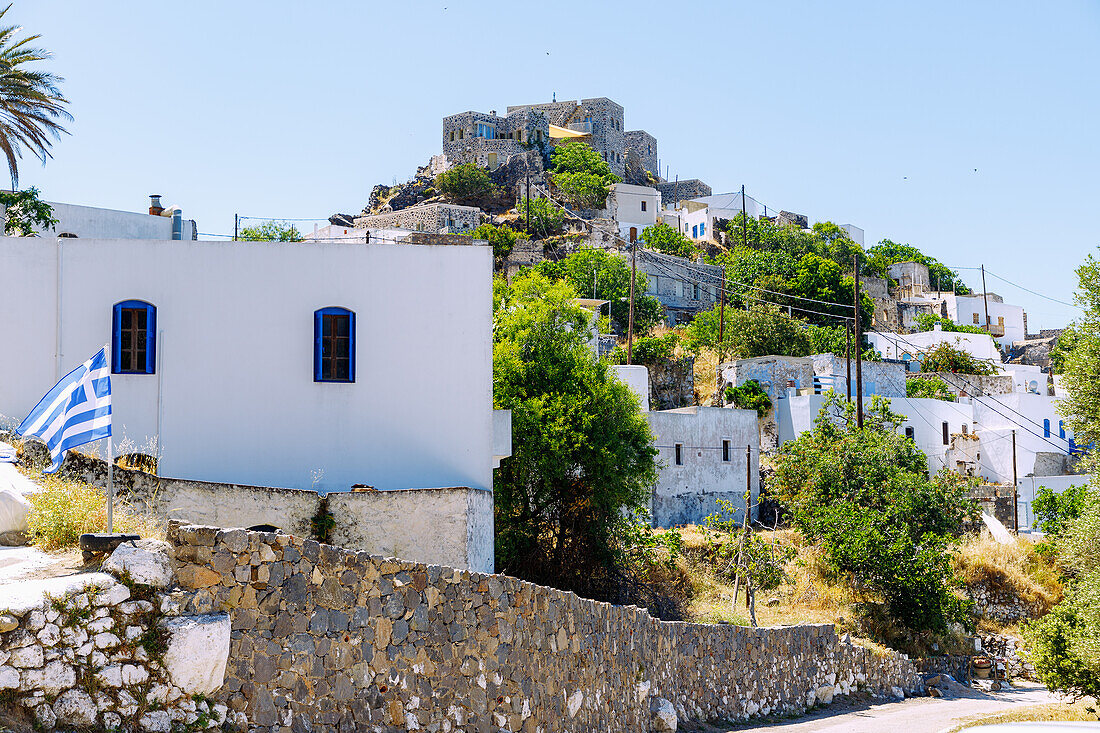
[105,340,114,534]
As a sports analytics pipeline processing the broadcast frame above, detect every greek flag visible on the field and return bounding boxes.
[18,346,112,473]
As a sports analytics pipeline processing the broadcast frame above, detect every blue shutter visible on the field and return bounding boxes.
[144,303,157,375]
[347,310,356,383]
[111,303,123,373]
[313,310,324,382]
[1059,421,1065,439]
[1044,419,1050,438]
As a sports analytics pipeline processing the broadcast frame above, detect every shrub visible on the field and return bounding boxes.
[468,221,522,261]
[641,223,696,259]
[681,304,810,362]
[907,376,955,401]
[435,163,495,202]
[24,472,161,551]
[724,380,772,417]
[915,313,986,335]
[920,342,998,375]
[630,333,679,363]
[520,196,563,237]
[771,393,978,632]
[238,220,302,242]
[1033,483,1090,536]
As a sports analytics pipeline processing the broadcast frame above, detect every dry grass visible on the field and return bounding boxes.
[690,348,721,406]
[677,525,861,630]
[947,699,1099,730]
[19,469,163,551]
[952,531,1063,628]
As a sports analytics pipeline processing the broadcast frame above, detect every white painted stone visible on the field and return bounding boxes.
[0,614,16,632]
[650,697,677,731]
[140,709,171,732]
[24,610,45,631]
[122,664,149,685]
[148,682,169,704]
[161,613,230,694]
[566,689,583,719]
[96,582,131,606]
[53,688,97,726]
[103,712,122,729]
[117,690,139,716]
[96,664,123,687]
[125,625,143,641]
[212,703,227,724]
[36,623,60,646]
[0,666,18,688]
[86,616,114,633]
[93,632,120,649]
[21,660,75,693]
[103,539,174,588]
[9,645,42,667]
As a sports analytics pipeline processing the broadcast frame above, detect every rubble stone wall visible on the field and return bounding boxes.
[169,523,922,733]
[354,203,483,233]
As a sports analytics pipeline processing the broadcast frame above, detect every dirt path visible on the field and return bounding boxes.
[0,544,85,585]
[701,681,1061,733]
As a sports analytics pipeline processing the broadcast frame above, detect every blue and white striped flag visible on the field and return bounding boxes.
[18,346,112,473]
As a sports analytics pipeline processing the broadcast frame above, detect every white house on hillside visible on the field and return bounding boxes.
[4,195,198,240]
[0,235,505,496]
[602,183,660,243]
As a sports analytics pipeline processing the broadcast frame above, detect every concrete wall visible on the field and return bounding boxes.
[23,201,198,240]
[168,523,923,732]
[645,407,760,527]
[328,488,493,574]
[1016,475,1094,529]
[609,364,650,411]
[0,237,496,496]
[811,353,907,398]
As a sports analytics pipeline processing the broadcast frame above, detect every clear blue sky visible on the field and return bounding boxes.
[13,1,1098,331]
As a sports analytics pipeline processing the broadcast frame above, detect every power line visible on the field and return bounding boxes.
[984,269,1082,309]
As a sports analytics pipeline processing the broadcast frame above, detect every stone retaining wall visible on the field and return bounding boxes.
[168,523,922,732]
[0,542,230,732]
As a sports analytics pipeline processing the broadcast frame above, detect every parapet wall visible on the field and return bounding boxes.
[169,523,922,732]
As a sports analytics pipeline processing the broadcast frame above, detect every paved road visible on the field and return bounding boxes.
[709,681,1064,733]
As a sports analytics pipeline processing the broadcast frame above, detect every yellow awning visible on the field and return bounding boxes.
[549,124,590,139]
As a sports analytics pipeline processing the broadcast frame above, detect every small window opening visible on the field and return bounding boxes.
[722,440,731,462]
[942,422,950,445]
[674,444,683,466]
[905,426,914,440]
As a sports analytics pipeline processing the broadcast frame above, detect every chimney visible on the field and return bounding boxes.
[149,194,164,216]
[489,110,497,117]
[171,209,183,240]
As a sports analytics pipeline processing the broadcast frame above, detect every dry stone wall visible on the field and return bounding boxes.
[0,542,230,732]
[168,523,922,732]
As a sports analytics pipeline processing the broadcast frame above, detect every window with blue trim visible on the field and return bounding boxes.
[314,307,355,383]
[1043,419,1050,438]
[112,300,156,374]
[1059,421,1065,439]
[699,222,706,237]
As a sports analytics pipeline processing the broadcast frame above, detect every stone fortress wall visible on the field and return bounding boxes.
[353,202,483,234]
[168,523,923,732]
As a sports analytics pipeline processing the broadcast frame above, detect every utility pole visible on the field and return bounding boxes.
[234,214,239,241]
[981,264,990,334]
[525,167,531,235]
[627,242,636,364]
[845,322,852,402]
[853,254,864,428]
[718,265,727,352]
[741,184,748,249]
[1012,430,1020,534]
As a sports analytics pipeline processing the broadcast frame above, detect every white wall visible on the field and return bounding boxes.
[609,365,650,412]
[645,406,760,527]
[607,184,659,239]
[867,329,1001,364]
[947,295,1025,346]
[29,202,196,240]
[0,237,495,495]
[1016,475,1093,530]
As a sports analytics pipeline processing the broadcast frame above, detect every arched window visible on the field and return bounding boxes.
[1043,419,1051,438]
[112,300,156,374]
[314,307,355,383]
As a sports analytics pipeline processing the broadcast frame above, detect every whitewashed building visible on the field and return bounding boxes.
[0,236,506,497]
[611,365,760,527]
[602,183,660,243]
[5,196,197,240]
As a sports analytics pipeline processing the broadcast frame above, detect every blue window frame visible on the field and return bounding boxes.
[314,307,355,383]
[692,224,698,238]
[112,300,156,374]
[700,222,706,237]
[1044,419,1051,438]
[1059,420,1065,439]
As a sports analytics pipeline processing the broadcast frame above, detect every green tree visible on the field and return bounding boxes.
[920,342,997,375]
[493,271,664,607]
[1050,323,1078,375]
[771,394,976,632]
[723,380,772,416]
[1024,486,1100,706]
[468,221,522,261]
[641,222,696,259]
[863,239,970,294]
[0,186,55,235]
[238,220,303,242]
[680,304,810,361]
[1032,483,1090,536]
[549,140,619,209]
[435,163,495,202]
[543,247,662,336]
[0,7,71,188]
[914,313,986,335]
[1057,250,1100,449]
[906,376,955,402]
